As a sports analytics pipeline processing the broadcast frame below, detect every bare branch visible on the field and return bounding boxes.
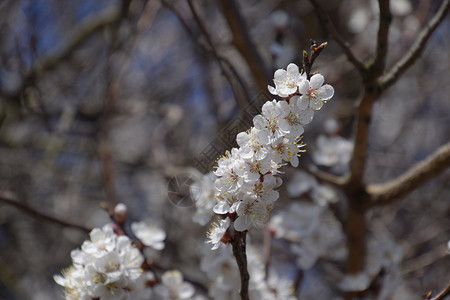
[32,7,120,78]
[369,0,392,76]
[345,200,367,274]
[0,190,90,233]
[347,90,378,187]
[303,165,347,186]
[403,243,448,275]
[218,0,272,92]
[231,230,250,300]
[308,0,366,74]
[186,0,251,108]
[161,0,251,108]
[366,141,450,207]
[2,6,121,100]
[427,281,450,300]
[379,0,449,91]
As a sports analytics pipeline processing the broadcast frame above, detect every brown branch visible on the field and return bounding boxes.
[347,90,378,187]
[303,165,347,186]
[366,141,450,207]
[263,227,272,279]
[369,0,392,77]
[0,190,90,233]
[231,229,250,300]
[345,199,367,274]
[379,0,449,91]
[427,282,450,300]
[218,0,271,92]
[402,243,448,275]
[308,0,366,74]
[161,0,250,109]
[303,40,328,80]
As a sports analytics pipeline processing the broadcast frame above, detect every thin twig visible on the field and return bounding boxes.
[366,141,450,207]
[218,0,272,92]
[369,0,392,77]
[303,40,328,80]
[161,0,250,108]
[303,165,347,186]
[0,190,90,233]
[379,0,449,91]
[402,243,448,275]
[231,229,250,300]
[427,282,450,300]
[2,6,121,100]
[263,227,272,279]
[186,0,251,108]
[308,0,366,74]
[32,7,120,79]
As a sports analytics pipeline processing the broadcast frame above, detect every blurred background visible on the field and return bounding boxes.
[0,0,448,299]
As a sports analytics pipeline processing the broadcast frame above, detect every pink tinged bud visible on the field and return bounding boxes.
[114,203,128,223]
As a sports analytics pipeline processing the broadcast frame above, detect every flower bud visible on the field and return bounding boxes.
[113,202,128,223]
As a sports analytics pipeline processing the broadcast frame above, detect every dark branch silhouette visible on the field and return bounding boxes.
[0,190,90,233]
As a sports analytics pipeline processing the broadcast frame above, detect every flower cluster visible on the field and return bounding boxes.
[209,63,334,239]
[54,223,144,299]
[54,203,200,300]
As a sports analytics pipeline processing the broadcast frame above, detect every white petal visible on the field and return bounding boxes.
[287,63,299,75]
[268,85,277,95]
[254,128,270,145]
[240,147,254,159]
[236,131,250,147]
[273,69,286,80]
[213,201,230,214]
[290,125,304,137]
[297,96,310,110]
[310,98,323,110]
[318,84,334,100]
[234,215,253,232]
[264,190,279,202]
[53,275,66,286]
[290,155,299,167]
[298,80,310,94]
[298,109,315,125]
[179,283,195,299]
[152,241,165,250]
[278,118,291,133]
[310,74,324,89]
[253,114,267,129]
[262,101,276,117]
[279,86,298,96]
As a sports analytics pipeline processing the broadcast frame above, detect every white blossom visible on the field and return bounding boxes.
[268,63,306,97]
[54,223,145,300]
[211,62,335,233]
[299,74,334,110]
[154,270,195,300]
[207,218,231,250]
[312,134,353,174]
[131,221,166,250]
[190,172,216,225]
